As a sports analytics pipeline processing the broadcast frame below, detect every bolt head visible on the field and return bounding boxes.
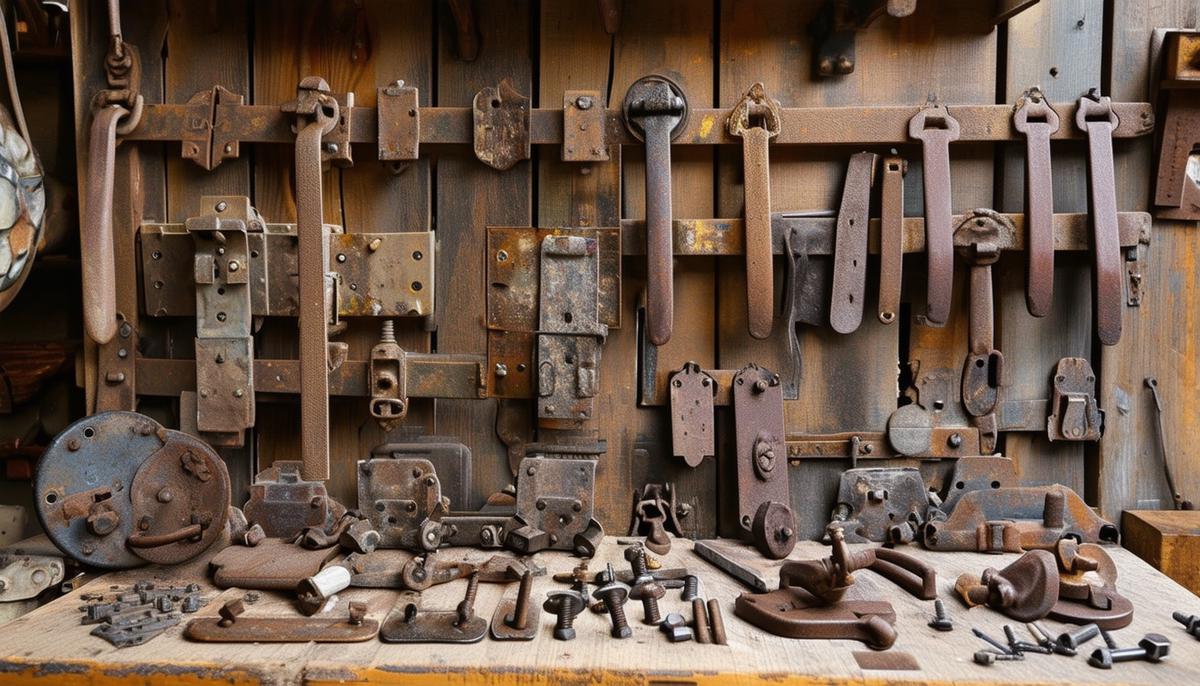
[928,618,953,632]
[630,581,665,601]
[611,624,632,639]
[553,626,577,640]
[973,650,997,666]
[624,545,644,562]
[1139,633,1171,661]
[593,583,628,604]
[1088,647,1113,669]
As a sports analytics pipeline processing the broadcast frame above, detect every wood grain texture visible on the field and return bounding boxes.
[1123,509,1200,595]
[1099,0,1200,520]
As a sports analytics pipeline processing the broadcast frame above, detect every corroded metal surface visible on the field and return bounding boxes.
[242,461,344,540]
[732,364,795,559]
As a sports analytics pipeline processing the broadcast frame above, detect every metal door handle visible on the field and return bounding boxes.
[1013,90,1060,318]
[82,105,127,345]
[1076,92,1123,346]
[908,103,960,327]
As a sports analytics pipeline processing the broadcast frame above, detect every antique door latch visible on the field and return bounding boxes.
[628,482,685,555]
[243,460,346,540]
[668,362,716,468]
[908,101,961,327]
[537,235,607,422]
[828,467,934,543]
[1013,88,1060,317]
[623,75,688,346]
[728,83,782,339]
[732,364,796,559]
[957,209,1011,447]
[1076,89,1124,345]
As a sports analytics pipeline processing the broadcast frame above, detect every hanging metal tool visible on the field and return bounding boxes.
[728,83,782,339]
[732,364,796,559]
[623,75,688,346]
[957,210,1011,446]
[908,101,960,327]
[1013,88,1060,318]
[877,155,905,325]
[1145,377,1195,510]
[829,152,877,334]
[1076,90,1123,346]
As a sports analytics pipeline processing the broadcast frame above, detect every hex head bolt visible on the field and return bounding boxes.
[1088,633,1171,669]
[218,598,244,627]
[975,650,1025,666]
[660,612,693,642]
[1172,611,1200,638]
[681,574,700,602]
[629,580,665,625]
[692,597,711,644]
[707,599,727,645]
[928,599,953,631]
[1057,622,1100,652]
[592,564,632,639]
[505,570,534,630]
[543,591,585,641]
[455,572,480,627]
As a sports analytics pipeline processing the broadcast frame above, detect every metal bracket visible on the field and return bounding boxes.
[829,467,931,543]
[243,461,346,540]
[1013,88,1060,317]
[909,101,961,327]
[377,80,420,163]
[474,80,530,171]
[669,362,716,468]
[829,152,877,334]
[562,90,608,162]
[957,210,1011,423]
[1076,90,1124,346]
[1046,357,1103,441]
[732,364,796,559]
[186,599,378,642]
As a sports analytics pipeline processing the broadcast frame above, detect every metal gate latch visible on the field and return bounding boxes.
[1013,88,1060,317]
[369,321,407,430]
[1076,90,1123,346]
[830,152,878,334]
[537,235,607,422]
[623,75,688,346]
[243,461,346,540]
[732,364,796,559]
[728,83,782,339]
[908,101,961,327]
[1046,357,1102,441]
[957,210,1010,440]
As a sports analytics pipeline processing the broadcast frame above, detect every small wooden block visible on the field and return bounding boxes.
[1122,510,1200,595]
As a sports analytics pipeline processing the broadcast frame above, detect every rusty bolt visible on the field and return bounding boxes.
[948,433,964,448]
[215,201,228,213]
[228,260,240,272]
[156,487,174,503]
[593,564,631,639]
[86,509,120,536]
[975,650,1024,665]
[928,599,953,631]
[630,580,665,625]
[336,253,347,263]
[1058,623,1101,651]
[575,95,593,110]
[455,572,480,627]
[1171,611,1200,637]
[624,544,651,582]
[544,590,585,641]
[67,438,80,451]
[494,363,508,377]
[681,574,700,602]
[348,601,367,626]
[218,598,245,626]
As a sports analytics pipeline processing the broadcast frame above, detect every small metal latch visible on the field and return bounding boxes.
[562,90,607,162]
[368,321,408,431]
[473,80,530,171]
[377,80,420,162]
[957,210,1011,424]
[1046,357,1102,442]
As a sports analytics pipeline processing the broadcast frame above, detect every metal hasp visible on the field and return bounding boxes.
[830,152,878,334]
[728,83,782,339]
[508,454,604,555]
[908,101,961,327]
[380,576,488,643]
[377,81,419,162]
[1154,32,1200,220]
[34,411,230,570]
[473,80,530,171]
[1046,357,1103,441]
[242,460,345,540]
[563,90,608,162]
[358,456,448,551]
[734,527,936,650]
[281,77,343,481]
[185,598,378,642]
[829,467,931,543]
[368,321,407,430]
[669,362,716,468]
[185,196,258,447]
[878,155,906,324]
[957,210,1011,450]
[536,235,607,422]
[1048,540,1133,629]
[1076,90,1123,346]
[954,549,1060,622]
[732,363,796,559]
[1013,88,1060,317]
[924,483,1120,553]
[623,75,688,346]
[1144,377,1195,510]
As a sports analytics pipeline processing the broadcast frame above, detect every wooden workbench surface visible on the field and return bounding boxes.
[1,537,1197,685]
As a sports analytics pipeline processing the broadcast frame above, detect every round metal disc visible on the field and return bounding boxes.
[128,429,230,565]
[886,404,933,456]
[752,500,797,559]
[33,411,167,570]
[621,74,689,142]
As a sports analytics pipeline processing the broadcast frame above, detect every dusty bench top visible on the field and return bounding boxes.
[1,537,1198,685]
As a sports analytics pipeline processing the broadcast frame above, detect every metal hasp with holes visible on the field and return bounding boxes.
[508,454,604,555]
[377,81,419,162]
[1154,31,1200,220]
[563,90,607,162]
[34,411,230,570]
[1049,539,1133,629]
[628,483,683,555]
[473,80,529,171]
[1013,88,1060,317]
[1076,90,1124,346]
[877,155,905,324]
[358,456,448,551]
[186,598,378,642]
[734,528,935,650]
[242,460,345,540]
[186,196,257,447]
[924,483,1120,553]
[1047,357,1103,441]
[623,74,687,347]
[829,467,931,543]
[954,549,1060,622]
[908,101,960,327]
[830,152,877,334]
[669,362,716,468]
[536,235,607,422]
[728,83,782,339]
[732,364,796,559]
[957,209,1011,450]
[936,455,1018,513]
[281,77,342,481]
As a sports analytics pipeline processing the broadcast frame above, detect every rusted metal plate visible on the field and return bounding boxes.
[332,232,435,319]
[925,485,1120,552]
[830,468,929,543]
[829,152,877,334]
[185,614,379,642]
[562,90,607,162]
[377,81,420,162]
[877,156,905,324]
[209,538,339,590]
[786,427,980,460]
[0,553,64,601]
[473,80,530,171]
[509,455,601,554]
[380,601,487,644]
[242,461,343,539]
[358,457,445,551]
[732,364,795,559]
[669,362,716,468]
[936,456,1018,512]
[1047,357,1103,441]
[368,442,472,512]
[536,235,606,421]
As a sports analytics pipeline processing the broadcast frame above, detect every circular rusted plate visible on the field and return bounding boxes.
[128,429,230,565]
[886,404,933,457]
[752,500,797,559]
[33,411,166,569]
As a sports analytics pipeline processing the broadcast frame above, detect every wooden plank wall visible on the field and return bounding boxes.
[72,0,1199,538]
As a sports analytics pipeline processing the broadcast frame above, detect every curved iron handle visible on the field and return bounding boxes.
[127,523,202,548]
[82,105,127,344]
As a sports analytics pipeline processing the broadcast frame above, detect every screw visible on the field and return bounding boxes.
[629,580,665,625]
[1057,623,1100,651]
[505,570,534,630]
[948,432,964,448]
[575,95,593,110]
[1100,629,1119,649]
[972,628,1014,655]
[975,650,1025,665]
[543,591,584,641]
[681,574,700,602]
[454,572,480,627]
[928,599,953,631]
[593,564,631,639]
[692,597,711,644]
[707,599,728,645]
[1004,625,1021,653]
[1172,611,1200,637]
[624,545,651,583]
[1088,633,1171,669]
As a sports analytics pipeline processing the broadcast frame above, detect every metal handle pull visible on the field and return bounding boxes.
[127,523,202,548]
[908,103,961,327]
[956,211,1013,421]
[878,156,905,324]
[1076,92,1123,346]
[624,75,687,347]
[1013,91,1060,318]
[82,105,127,344]
[829,152,877,334]
[728,83,781,339]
